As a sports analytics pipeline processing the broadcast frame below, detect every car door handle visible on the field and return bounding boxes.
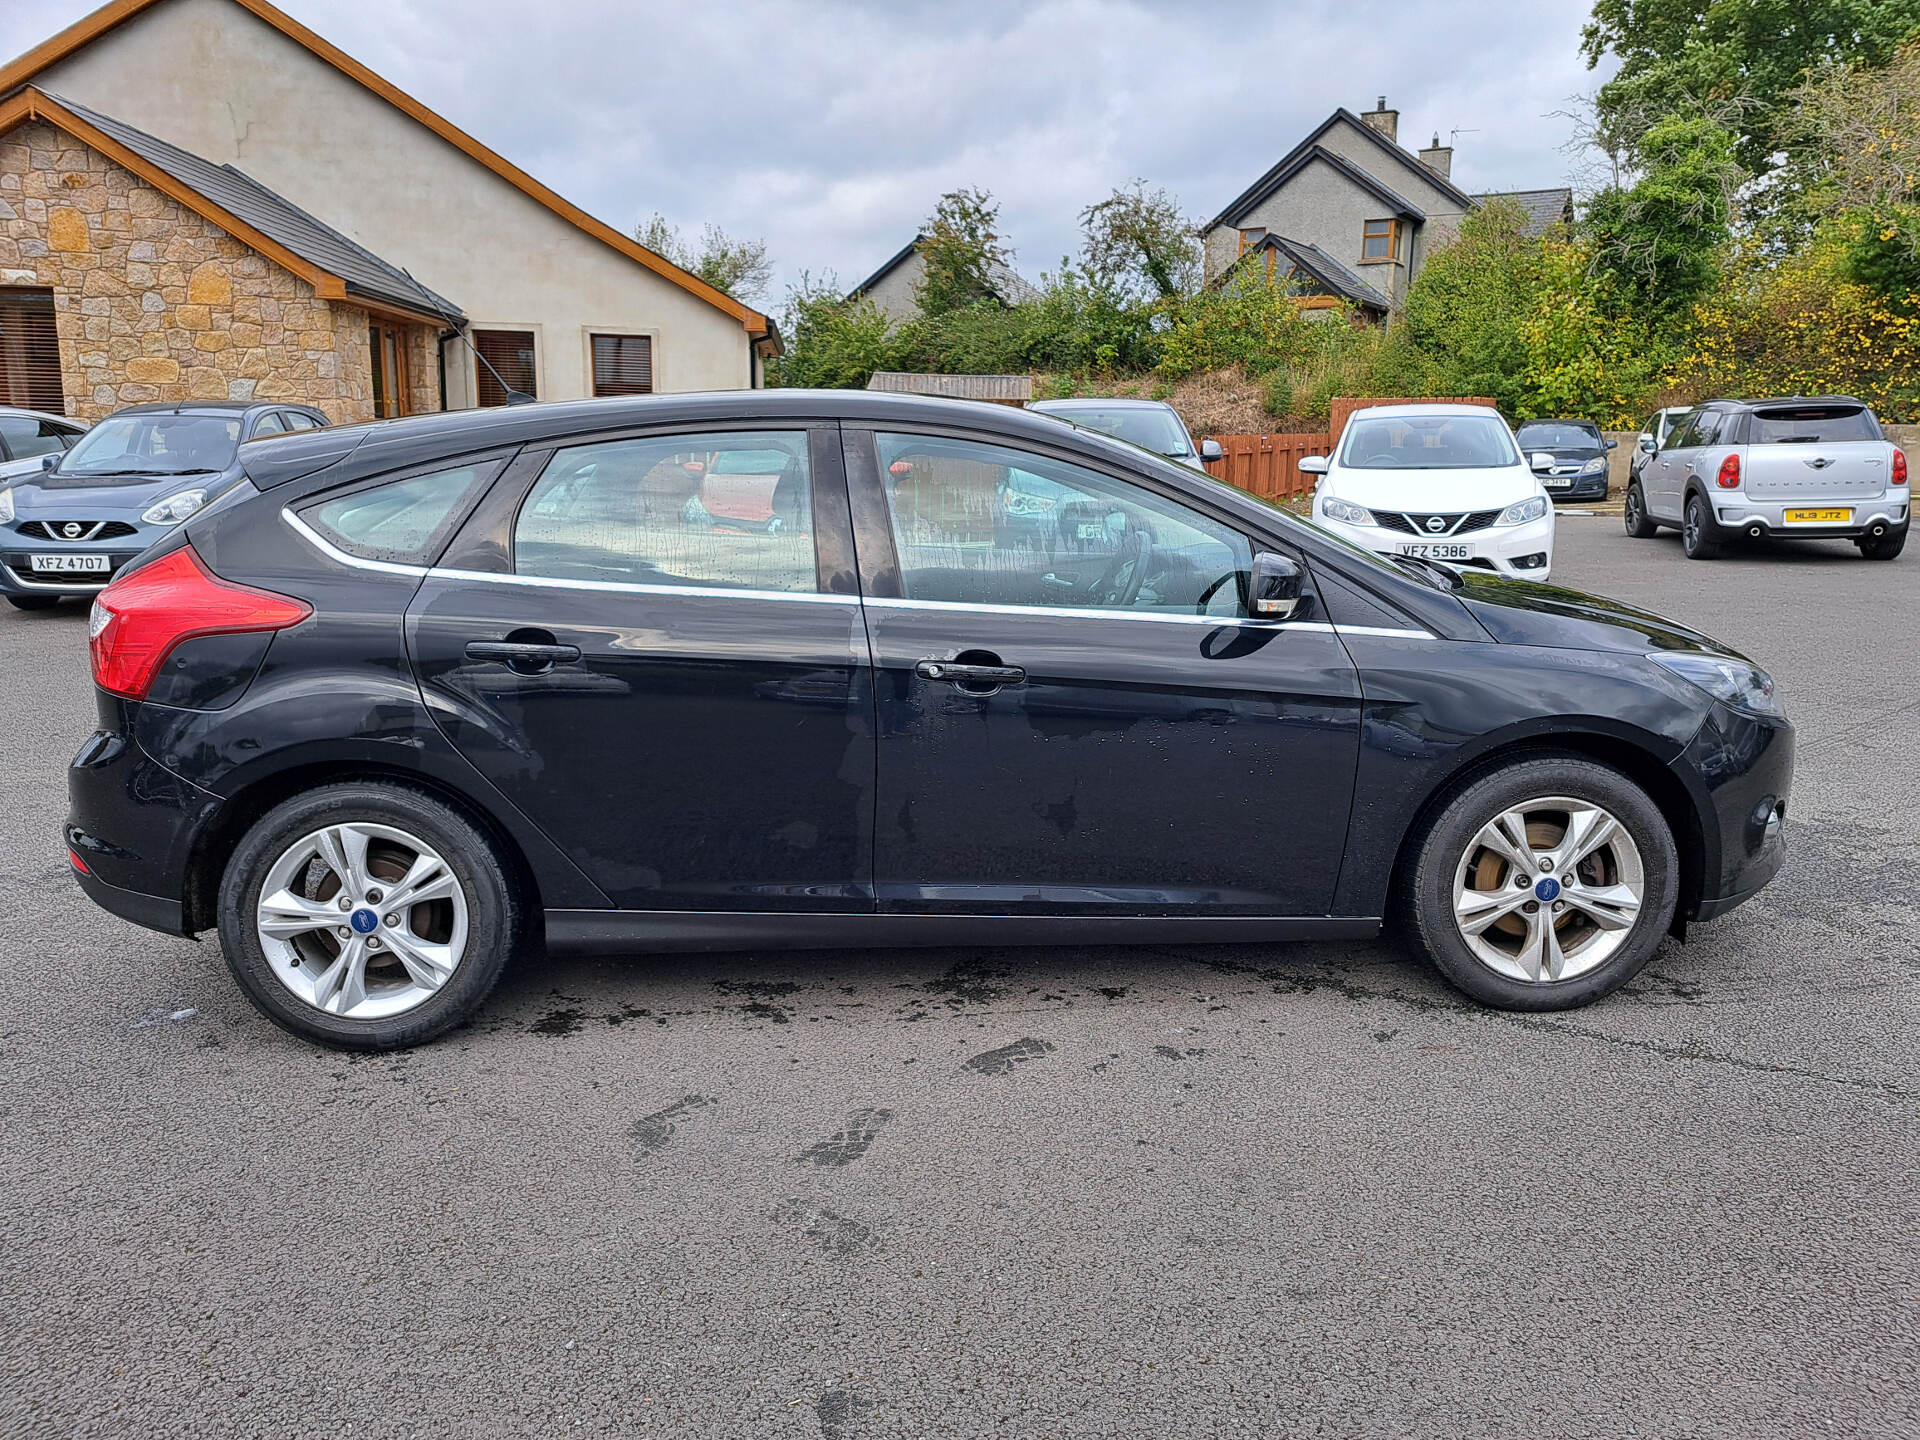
[465,640,581,665]
[916,659,1025,685]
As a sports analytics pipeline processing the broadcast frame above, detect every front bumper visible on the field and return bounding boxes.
[0,523,166,595]
[1543,471,1610,502]
[1672,700,1794,922]
[1708,493,1908,540]
[1316,511,1555,580]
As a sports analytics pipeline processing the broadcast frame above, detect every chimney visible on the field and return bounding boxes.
[1361,96,1398,144]
[1419,132,1453,180]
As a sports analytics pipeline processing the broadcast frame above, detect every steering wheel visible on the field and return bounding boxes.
[1194,571,1238,616]
[1089,527,1153,607]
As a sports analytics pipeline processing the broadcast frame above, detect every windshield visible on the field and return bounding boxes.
[60,412,241,479]
[1341,414,1520,470]
[1037,404,1192,457]
[1516,422,1600,449]
[1750,406,1880,444]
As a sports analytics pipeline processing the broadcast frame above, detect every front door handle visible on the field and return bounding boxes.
[465,639,582,672]
[916,658,1026,686]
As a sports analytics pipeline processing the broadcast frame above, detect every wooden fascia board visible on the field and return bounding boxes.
[0,0,770,336]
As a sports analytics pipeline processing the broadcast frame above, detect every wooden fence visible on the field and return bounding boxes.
[1328,395,1497,440]
[1201,432,1331,502]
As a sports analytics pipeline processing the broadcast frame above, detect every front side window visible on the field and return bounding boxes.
[305,463,493,563]
[1340,414,1519,470]
[876,432,1251,616]
[61,412,241,480]
[1362,219,1396,262]
[249,412,287,439]
[515,430,817,593]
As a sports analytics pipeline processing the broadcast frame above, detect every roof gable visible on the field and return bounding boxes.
[849,234,1042,308]
[1231,234,1390,312]
[0,0,769,338]
[1207,107,1477,231]
[1,87,457,324]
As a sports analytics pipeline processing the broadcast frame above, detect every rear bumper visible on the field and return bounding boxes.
[70,861,188,937]
[67,720,220,935]
[1709,495,1908,539]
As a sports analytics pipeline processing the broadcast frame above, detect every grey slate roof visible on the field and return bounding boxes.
[848,234,1042,308]
[1206,107,1477,231]
[50,93,464,323]
[866,372,1033,402]
[1233,235,1391,312]
[1471,188,1574,237]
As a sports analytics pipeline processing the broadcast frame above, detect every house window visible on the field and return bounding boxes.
[1361,219,1398,263]
[369,322,412,419]
[0,288,64,413]
[474,328,537,407]
[1238,227,1268,254]
[590,334,654,397]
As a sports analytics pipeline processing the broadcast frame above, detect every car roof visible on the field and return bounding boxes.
[1347,403,1502,420]
[1028,397,1174,411]
[107,400,320,417]
[0,405,83,427]
[1517,417,1600,427]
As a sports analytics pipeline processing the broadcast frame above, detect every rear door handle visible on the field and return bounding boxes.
[916,659,1025,685]
[465,640,582,665]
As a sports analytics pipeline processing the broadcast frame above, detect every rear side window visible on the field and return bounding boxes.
[304,463,493,563]
[1750,406,1880,444]
[514,430,817,593]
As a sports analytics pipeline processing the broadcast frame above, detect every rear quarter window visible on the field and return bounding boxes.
[301,462,495,564]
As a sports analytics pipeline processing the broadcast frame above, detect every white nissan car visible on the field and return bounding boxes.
[1302,404,1556,580]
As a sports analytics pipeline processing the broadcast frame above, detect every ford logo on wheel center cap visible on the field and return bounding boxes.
[349,908,379,934]
[1533,877,1561,902]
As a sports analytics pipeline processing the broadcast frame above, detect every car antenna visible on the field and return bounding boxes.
[401,269,536,406]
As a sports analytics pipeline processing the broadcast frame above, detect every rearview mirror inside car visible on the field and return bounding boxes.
[1529,452,1555,471]
[1249,551,1303,621]
[1298,455,1328,475]
[1199,438,1223,463]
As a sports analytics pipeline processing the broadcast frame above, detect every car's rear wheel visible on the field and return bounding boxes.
[5,595,60,611]
[1622,484,1658,538]
[1856,525,1907,560]
[1398,757,1679,1010]
[217,782,523,1049]
[1682,495,1722,559]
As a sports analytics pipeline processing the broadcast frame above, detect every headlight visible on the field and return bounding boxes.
[1003,490,1056,517]
[1498,495,1548,525]
[1321,496,1374,526]
[0,487,13,524]
[140,488,208,526]
[1647,651,1783,718]
[1581,456,1607,474]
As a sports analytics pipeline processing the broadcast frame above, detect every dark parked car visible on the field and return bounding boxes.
[67,392,1792,1048]
[1515,419,1617,502]
[0,400,328,609]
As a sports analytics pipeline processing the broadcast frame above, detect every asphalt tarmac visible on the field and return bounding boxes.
[3,512,1915,1438]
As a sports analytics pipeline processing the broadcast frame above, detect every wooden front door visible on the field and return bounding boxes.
[369,322,412,419]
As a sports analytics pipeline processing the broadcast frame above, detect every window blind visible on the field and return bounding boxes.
[0,288,64,412]
[473,329,537,407]
[591,334,653,397]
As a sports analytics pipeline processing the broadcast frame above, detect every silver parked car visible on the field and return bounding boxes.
[1028,397,1223,468]
[1624,396,1909,560]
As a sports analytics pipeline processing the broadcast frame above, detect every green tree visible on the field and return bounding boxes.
[1581,0,1920,176]
[1078,181,1201,302]
[634,212,772,303]
[1399,198,1545,412]
[916,188,1011,316]
[1583,115,1743,316]
[768,273,903,389]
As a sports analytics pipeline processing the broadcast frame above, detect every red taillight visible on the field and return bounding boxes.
[1894,448,1908,485]
[1716,453,1741,488]
[88,545,311,700]
[69,849,90,875]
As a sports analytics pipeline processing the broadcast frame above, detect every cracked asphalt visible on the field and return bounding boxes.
[3,513,1916,1438]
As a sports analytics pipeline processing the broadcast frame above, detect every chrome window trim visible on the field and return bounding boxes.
[863,596,1433,640]
[281,509,429,578]
[429,565,858,606]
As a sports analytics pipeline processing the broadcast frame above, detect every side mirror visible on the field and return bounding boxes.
[1249,551,1303,621]
[1199,438,1223,463]
[1637,436,1655,453]
[41,453,59,473]
[1297,455,1329,475]
[1529,452,1555,472]
[1604,438,1619,450]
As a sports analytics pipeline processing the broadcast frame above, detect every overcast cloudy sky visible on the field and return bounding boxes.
[2,0,1612,310]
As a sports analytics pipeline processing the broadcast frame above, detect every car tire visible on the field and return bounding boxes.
[5,595,61,611]
[1396,755,1680,1011]
[1623,484,1659,538]
[1682,494,1722,560]
[1856,526,1907,560]
[217,781,524,1050]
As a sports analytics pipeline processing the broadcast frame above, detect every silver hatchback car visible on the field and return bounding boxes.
[1625,396,1909,560]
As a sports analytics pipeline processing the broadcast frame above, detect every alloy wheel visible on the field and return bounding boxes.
[1451,796,1645,984]
[254,822,469,1019]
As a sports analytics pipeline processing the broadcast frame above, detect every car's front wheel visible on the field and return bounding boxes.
[217,782,524,1049]
[1398,756,1680,1010]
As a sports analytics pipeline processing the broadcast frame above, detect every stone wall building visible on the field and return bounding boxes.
[0,0,778,426]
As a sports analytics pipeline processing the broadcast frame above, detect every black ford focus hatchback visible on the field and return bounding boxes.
[67,392,1792,1049]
